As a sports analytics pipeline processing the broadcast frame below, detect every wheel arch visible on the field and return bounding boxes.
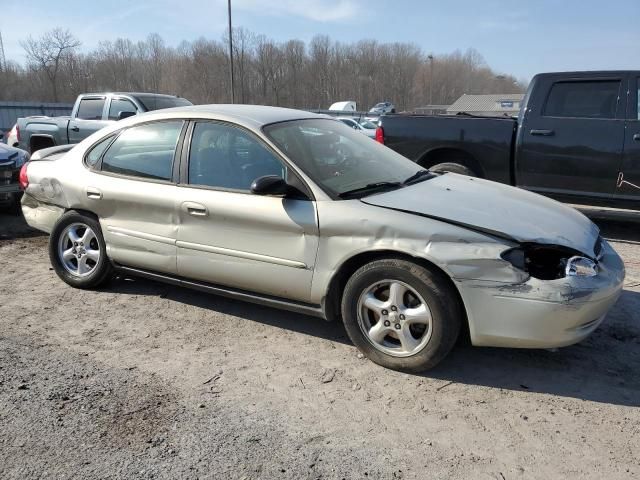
[29,134,56,154]
[417,147,484,178]
[323,249,470,338]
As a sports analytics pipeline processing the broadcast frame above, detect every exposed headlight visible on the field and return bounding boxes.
[501,245,597,280]
[565,256,598,277]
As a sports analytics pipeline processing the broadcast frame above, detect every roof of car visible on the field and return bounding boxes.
[148,104,328,128]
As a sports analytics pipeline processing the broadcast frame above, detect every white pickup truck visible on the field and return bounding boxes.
[16,92,192,153]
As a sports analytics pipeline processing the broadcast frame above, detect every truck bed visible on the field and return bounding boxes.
[380,114,517,185]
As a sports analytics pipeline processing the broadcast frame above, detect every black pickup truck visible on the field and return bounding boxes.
[377,71,640,210]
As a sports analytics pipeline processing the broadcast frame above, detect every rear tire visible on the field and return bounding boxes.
[429,162,475,176]
[341,258,462,372]
[49,211,112,289]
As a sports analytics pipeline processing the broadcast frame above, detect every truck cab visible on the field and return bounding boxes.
[516,71,640,209]
[18,92,192,153]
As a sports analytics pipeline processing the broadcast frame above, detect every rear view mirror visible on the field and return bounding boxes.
[117,111,136,120]
[250,175,288,196]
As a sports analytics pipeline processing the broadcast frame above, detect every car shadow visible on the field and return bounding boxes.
[108,275,640,408]
[0,210,45,241]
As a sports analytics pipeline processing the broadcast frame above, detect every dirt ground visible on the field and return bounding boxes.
[1,210,639,480]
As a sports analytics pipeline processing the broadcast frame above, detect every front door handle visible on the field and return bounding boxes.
[71,126,80,132]
[182,201,208,217]
[530,129,555,136]
[86,187,102,199]
[633,133,640,142]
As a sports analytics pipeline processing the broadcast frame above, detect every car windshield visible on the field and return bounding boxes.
[263,118,425,198]
[135,95,193,111]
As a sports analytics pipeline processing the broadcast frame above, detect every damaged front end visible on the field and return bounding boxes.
[500,237,603,281]
[456,236,625,349]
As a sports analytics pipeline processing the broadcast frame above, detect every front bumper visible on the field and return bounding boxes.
[458,241,625,348]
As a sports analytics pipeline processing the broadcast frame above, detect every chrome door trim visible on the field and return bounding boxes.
[106,226,176,246]
[176,240,307,269]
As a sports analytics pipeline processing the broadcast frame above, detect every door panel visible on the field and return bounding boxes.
[69,97,112,143]
[518,77,625,201]
[86,120,185,273]
[176,120,318,302]
[176,189,318,302]
[615,77,640,208]
[88,175,179,273]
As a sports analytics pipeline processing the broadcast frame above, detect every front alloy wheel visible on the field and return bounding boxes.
[342,258,462,372]
[357,280,433,357]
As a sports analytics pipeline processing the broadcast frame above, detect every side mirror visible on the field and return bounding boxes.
[117,111,136,120]
[250,175,288,196]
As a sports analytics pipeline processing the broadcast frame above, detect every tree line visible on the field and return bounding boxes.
[0,27,525,111]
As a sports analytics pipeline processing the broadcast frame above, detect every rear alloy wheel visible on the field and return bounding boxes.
[49,212,112,289]
[342,258,462,372]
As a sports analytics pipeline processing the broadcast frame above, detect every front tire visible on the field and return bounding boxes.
[341,259,462,372]
[49,211,112,289]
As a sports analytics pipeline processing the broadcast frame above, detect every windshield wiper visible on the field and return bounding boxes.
[402,169,436,185]
[338,181,402,199]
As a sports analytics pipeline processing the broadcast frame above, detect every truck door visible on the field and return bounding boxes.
[615,76,640,208]
[68,96,111,144]
[517,75,626,203]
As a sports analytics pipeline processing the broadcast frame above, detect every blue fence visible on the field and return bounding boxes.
[0,101,73,134]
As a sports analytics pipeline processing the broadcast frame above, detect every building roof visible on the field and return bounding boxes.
[447,94,525,114]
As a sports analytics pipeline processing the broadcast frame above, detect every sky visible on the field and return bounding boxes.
[2,0,639,80]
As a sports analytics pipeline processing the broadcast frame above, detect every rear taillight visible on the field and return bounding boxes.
[19,163,29,190]
[14,124,20,142]
[375,126,384,144]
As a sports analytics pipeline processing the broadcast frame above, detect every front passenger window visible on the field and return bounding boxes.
[188,122,285,191]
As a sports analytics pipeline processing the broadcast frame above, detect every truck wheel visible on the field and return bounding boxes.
[429,162,475,176]
[341,258,462,372]
[49,211,112,289]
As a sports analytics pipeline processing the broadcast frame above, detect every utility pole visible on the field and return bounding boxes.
[227,0,235,103]
[427,54,434,110]
[0,30,6,71]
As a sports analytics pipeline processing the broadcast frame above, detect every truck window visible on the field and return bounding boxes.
[543,80,620,119]
[76,98,106,120]
[108,98,137,121]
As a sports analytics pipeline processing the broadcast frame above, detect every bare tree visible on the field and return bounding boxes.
[21,28,81,101]
[13,28,527,109]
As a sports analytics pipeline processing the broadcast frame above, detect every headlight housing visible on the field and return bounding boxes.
[501,244,598,280]
[565,256,598,277]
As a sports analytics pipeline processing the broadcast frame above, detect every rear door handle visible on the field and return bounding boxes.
[633,133,640,142]
[530,129,555,136]
[182,201,208,217]
[70,126,80,132]
[86,187,102,199]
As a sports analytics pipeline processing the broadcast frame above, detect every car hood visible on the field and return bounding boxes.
[361,173,601,257]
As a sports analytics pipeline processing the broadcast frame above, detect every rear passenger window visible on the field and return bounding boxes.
[85,135,114,168]
[188,122,285,191]
[101,121,183,181]
[76,98,106,120]
[544,81,620,119]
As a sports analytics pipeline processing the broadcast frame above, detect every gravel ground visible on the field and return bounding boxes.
[0,210,639,480]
